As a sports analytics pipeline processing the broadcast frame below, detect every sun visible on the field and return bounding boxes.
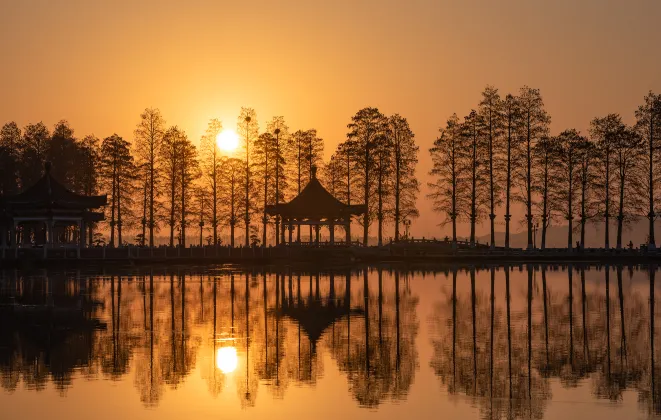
[216,346,238,374]
[216,129,240,153]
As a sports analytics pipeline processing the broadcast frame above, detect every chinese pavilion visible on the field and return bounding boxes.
[265,166,365,245]
[0,162,107,254]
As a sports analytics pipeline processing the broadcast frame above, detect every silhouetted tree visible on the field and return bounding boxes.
[177,133,199,247]
[533,136,557,249]
[429,114,466,246]
[134,108,166,247]
[47,120,78,189]
[515,87,550,249]
[199,118,223,246]
[347,107,387,245]
[221,156,244,247]
[77,134,101,244]
[554,129,585,250]
[612,125,643,248]
[478,86,503,248]
[161,126,184,246]
[502,94,520,249]
[18,122,50,188]
[460,110,488,246]
[591,114,624,248]
[388,114,419,241]
[576,138,598,247]
[0,122,20,195]
[635,92,661,249]
[266,117,289,245]
[373,127,393,245]
[254,131,272,246]
[100,134,135,247]
[238,108,259,247]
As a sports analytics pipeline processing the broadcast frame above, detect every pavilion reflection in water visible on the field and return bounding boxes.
[428,264,661,419]
[0,267,418,408]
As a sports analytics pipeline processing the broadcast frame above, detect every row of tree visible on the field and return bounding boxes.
[429,86,661,250]
[0,107,420,247]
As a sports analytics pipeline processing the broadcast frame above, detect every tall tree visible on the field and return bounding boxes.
[388,114,419,242]
[347,107,387,245]
[591,114,623,249]
[428,114,466,247]
[502,94,520,249]
[532,136,557,249]
[47,120,78,189]
[478,86,503,248]
[77,134,101,245]
[0,122,21,195]
[265,118,289,244]
[635,92,661,249]
[177,133,199,247]
[553,129,584,250]
[612,125,643,249]
[254,131,272,246]
[333,141,358,241]
[460,110,488,246]
[161,126,184,246]
[18,122,50,188]
[199,118,223,246]
[373,126,393,245]
[237,107,259,246]
[100,134,135,247]
[220,156,244,247]
[515,87,550,249]
[134,108,166,247]
[576,138,597,248]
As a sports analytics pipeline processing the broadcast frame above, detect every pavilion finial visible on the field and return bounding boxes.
[311,165,317,179]
[44,161,52,175]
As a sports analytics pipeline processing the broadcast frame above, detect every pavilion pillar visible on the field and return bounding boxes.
[79,219,86,249]
[47,219,54,247]
[10,221,16,248]
[289,220,293,243]
[329,220,335,244]
[281,218,286,245]
[315,224,320,245]
[297,223,301,243]
[345,219,351,244]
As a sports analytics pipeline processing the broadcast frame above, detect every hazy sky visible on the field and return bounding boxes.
[2,0,660,238]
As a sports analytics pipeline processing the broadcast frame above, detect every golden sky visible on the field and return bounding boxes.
[1,0,660,237]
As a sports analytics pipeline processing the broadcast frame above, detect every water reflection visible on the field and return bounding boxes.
[428,264,661,419]
[0,267,418,409]
[3,265,661,418]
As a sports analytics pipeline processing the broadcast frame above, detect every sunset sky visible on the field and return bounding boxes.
[2,0,660,237]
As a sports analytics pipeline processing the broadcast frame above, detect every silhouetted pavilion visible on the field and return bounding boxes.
[266,167,365,245]
[0,162,107,252]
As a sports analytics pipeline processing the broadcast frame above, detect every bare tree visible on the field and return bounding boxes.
[266,117,289,245]
[161,127,184,246]
[515,87,550,249]
[220,156,244,247]
[177,132,199,247]
[532,136,557,249]
[0,122,20,196]
[237,107,259,246]
[100,134,135,247]
[591,114,623,249]
[553,129,585,250]
[18,122,50,188]
[134,108,165,247]
[460,110,488,246]
[347,107,387,245]
[199,118,222,246]
[613,126,643,249]
[576,138,598,248]
[78,134,101,245]
[388,114,419,242]
[502,94,521,249]
[635,91,661,249]
[478,86,503,248]
[429,114,466,247]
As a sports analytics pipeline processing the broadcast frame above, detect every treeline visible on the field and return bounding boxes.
[0,107,419,247]
[429,86,661,250]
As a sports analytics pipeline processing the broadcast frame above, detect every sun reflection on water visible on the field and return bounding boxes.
[216,346,238,374]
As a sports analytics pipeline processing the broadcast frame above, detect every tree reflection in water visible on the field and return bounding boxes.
[0,267,419,408]
[429,264,661,419]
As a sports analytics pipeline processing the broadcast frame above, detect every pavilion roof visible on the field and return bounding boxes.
[266,168,365,220]
[0,163,107,210]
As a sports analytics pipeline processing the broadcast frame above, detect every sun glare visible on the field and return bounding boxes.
[216,129,240,153]
[216,346,238,374]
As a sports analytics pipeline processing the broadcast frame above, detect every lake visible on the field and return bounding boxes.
[0,264,659,419]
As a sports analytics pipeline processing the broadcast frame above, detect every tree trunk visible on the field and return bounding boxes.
[605,152,610,249]
[526,118,533,249]
[505,125,512,249]
[541,156,548,250]
[489,112,495,249]
[568,159,573,251]
[649,116,656,248]
[363,148,369,246]
[617,171,625,249]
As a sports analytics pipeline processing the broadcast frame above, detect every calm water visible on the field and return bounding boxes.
[1,264,660,419]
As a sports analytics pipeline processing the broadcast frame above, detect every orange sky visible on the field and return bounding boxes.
[1,0,660,238]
